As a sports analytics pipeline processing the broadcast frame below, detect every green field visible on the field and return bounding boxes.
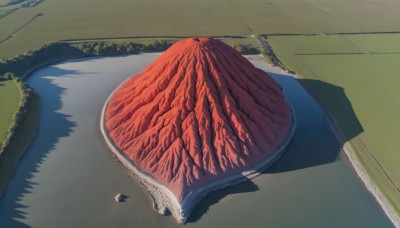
[0,93,39,195]
[268,34,400,213]
[1,0,400,58]
[0,0,399,220]
[0,78,20,142]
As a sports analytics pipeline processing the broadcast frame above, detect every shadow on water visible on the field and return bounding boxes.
[300,79,364,141]
[0,66,78,227]
[188,74,364,223]
[188,179,259,223]
[267,77,364,174]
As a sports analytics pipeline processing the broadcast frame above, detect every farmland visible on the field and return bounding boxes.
[268,34,400,214]
[0,78,20,142]
[0,0,399,223]
[1,0,400,58]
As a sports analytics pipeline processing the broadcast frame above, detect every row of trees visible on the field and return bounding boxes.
[20,0,44,7]
[0,0,25,7]
[76,40,173,56]
[234,45,260,54]
[0,74,33,156]
[0,40,175,76]
[0,42,84,76]
[0,7,18,19]
[0,0,44,20]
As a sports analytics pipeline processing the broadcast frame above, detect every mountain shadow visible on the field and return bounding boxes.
[299,79,364,141]
[266,76,364,174]
[188,74,364,222]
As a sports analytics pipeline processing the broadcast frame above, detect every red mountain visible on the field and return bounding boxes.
[104,37,294,222]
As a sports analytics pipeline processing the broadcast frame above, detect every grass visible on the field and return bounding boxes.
[0,93,39,195]
[343,34,400,53]
[268,34,400,214]
[0,78,20,142]
[1,0,400,58]
[0,0,398,220]
[219,37,261,50]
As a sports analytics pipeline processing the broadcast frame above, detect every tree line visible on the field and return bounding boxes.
[0,40,175,76]
[0,74,33,157]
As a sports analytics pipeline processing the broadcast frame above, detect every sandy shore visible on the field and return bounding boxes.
[100,72,297,224]
[261,58,400,227]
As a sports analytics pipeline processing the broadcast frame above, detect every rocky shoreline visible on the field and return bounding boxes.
[100,75,297,224]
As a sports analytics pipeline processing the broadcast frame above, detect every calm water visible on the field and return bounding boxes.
[0,54,392,227]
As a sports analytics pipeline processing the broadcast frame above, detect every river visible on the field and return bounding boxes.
[0,54,392,227]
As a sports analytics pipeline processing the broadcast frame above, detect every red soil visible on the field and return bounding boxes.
[105,38,292,202]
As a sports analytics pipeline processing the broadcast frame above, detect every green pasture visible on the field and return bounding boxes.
[343,34,400,53]
[220,37,261,49]
[0,93,39,194]
[0,78,20,142]
[1,0,400,58]
[268,34,400,213]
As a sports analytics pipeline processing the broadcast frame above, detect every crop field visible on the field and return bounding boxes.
[268,34,400,213]
[0,78,20,142]
[1,0,400,58]
[220,37,261,49]
[0,0,399,221]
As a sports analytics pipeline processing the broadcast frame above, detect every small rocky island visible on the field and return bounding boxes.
[101,37,296,224]
[114,193,125,202]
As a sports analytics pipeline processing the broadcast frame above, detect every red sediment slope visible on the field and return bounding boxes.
[105,37,292,203]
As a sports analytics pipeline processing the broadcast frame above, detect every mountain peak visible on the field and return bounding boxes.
[105,38,293,203]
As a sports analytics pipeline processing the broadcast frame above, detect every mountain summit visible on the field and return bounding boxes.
[103,37,294,223]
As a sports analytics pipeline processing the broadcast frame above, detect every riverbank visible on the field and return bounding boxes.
[0,93,40,198]
[259,56,400,227]
[100,71,297,224]
[302,84,400,227]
